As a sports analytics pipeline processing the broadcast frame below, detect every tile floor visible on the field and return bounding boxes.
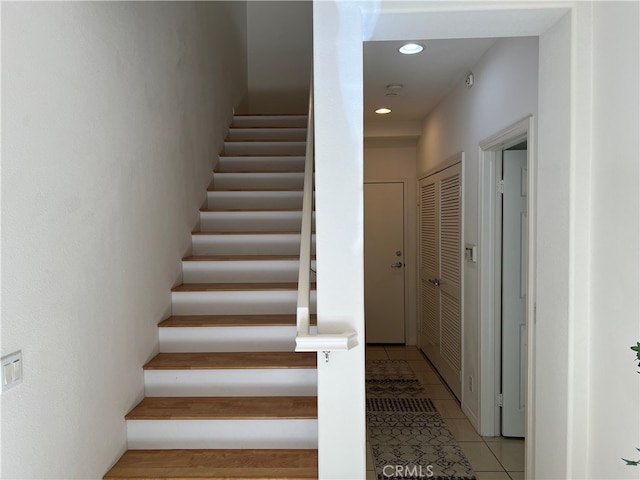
[366,345,525,480]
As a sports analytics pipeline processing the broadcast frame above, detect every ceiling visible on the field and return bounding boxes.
[364,38,497,125]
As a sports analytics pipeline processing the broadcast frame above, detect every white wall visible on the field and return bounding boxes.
[246,1,312,113]
[364,138,418,345]
[0,2,247,478]
[588,2,640,477]
[416,37,539,426]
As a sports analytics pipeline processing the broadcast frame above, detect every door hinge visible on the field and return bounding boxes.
[496,393,504,407]
[497,180,505,195]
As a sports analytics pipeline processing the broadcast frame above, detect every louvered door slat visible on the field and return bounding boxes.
[439,174,460,288]
[421,279,438,346]
[440,290,461,371]
[421,183,436,274]
[418,160,463,401]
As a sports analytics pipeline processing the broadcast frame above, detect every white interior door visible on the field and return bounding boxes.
[364,182,405,343]
[501,150,528,437]
[419,163,462,399]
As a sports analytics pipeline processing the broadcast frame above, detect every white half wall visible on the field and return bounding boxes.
[416,36,539,427]
[1,2,247,478]
[313,2,366,478]
[364,138,418,346]
[246,1,312,113]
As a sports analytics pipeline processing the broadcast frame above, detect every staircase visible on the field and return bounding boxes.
[105,114,319,479]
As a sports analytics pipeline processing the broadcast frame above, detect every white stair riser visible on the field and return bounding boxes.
[182,260,316,283]
[213,173,304,190]
[227,128,307,141]
[144,369,317,397]
[231,116,307,128]
[159,325,318,352]
[172,290,317,315]
[224,141,306,156]
[192,234,316,256]
[218,156,305,172]
[207,191,303,210]
[126,419,317,449]
[199,211,308,232]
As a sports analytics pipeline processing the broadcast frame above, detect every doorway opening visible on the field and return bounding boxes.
[364,180,408,345]
[479,117,535,443]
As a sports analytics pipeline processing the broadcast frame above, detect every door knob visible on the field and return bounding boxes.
[391,262,404,268]
[428,278,440,286]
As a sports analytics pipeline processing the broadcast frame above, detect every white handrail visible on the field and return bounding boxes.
[295,79,358,360]
[295,91,314,339]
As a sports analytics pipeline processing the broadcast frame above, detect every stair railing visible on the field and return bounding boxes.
[295,81,358,362]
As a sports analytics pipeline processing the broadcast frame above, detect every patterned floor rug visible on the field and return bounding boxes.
[366,360,477,480]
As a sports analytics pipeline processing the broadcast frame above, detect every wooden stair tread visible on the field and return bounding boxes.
[224,140,305,143]
[192,231,309,235]
[233,113,307,116]
[207,188,304,192]
[200,208,303,213]
[182,255,314,261]
[218,154,307,158]
[104,449,318,479]
[144,352,317,370]
[207,188,304,193]
[159,314,317,328]
[229,126,307,129]
[126,396,317,420]
[172,283,316,292]
[213,170,304,174]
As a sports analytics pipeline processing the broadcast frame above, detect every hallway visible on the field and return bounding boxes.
[365,346,524,480]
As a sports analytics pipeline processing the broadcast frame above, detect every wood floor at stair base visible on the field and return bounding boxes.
[144,369,317,397]
[126,419,318,449]
[104,449,318,479]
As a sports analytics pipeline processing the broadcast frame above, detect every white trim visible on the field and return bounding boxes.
[459,153,466,411]
[364,179,410,344]
[478,115,536,449]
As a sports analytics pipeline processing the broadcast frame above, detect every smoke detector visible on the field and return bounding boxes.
[465,72,474,89]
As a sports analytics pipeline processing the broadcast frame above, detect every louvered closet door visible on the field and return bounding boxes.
[419,162,462,400]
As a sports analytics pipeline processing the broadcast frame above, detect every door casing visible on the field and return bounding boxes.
[478,116,536,440]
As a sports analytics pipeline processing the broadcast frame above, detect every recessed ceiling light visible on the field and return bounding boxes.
[399,43,424,55]
[375,107,392,115]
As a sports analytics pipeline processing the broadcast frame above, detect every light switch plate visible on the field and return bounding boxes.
[464,244,477,262]
[2,351,22,392]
